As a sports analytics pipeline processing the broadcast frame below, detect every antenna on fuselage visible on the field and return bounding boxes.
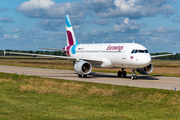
[133,40,134,43]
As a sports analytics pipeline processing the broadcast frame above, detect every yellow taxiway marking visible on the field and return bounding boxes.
[140,80,180,84]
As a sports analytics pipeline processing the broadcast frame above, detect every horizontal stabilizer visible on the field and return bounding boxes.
[37,47,67,52]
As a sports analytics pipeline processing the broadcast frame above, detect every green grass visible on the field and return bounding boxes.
[0,72,180,119]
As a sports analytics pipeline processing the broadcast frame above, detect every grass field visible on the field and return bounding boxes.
[0,72,180,119]
[0,56,180,77]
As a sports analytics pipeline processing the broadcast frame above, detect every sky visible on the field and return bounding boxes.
[0,0,180,53]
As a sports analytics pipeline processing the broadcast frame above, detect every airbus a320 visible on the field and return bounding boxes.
[5,15,176,80]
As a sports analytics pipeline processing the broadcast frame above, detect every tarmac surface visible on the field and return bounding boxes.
[0,65,180,90]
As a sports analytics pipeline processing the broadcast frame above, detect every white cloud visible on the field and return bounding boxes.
[18,0,55,10]
[114,0,135,10]
[2,34,12,39]
[149,37,173,45]
[155,27,177,33]
[0,17,15,23]
[11,27,24,33]
[112,18,141,33]
[17,0,175,19]
[90,0,174,18]
[17,0,86,18]
[38,19,64,31]
[87,19,111,26]
[13,35,20,39]
[172,16,180,22]
[73,25,83,30]
[151,37,160,42]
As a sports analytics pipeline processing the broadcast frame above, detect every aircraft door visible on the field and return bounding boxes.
[122,46,128,59]
[99,49,102,57]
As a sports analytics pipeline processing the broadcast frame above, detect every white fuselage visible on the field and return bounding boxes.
[68,43,151,69]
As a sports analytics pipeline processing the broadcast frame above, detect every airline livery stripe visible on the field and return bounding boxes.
[67,31,74,46]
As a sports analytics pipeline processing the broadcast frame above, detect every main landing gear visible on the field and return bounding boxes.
[131,68,138,80]
[117,68,138,80]
[78,74,87,78]
[117,68,127,78]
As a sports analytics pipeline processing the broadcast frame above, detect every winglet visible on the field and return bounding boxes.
[173,51,176,55]
[3,50,6,56]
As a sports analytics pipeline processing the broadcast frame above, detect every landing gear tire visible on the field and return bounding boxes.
[83,75,87,78]
[131,75,137,80]
[122,71,126,77]
[118,71,122,77]
[118,69,126,78]
[78,74,82,78]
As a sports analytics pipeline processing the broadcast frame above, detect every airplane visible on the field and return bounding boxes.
[4,15,176,80]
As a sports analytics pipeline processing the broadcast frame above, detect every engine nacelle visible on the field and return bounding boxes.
[74,61,92,75]
[136,63,153,74]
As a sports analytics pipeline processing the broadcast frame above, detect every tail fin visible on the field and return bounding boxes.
[65,15,79,46]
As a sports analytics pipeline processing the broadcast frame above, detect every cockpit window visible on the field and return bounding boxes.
[131,49,149,54]
[139,50,144,53]
[145,50,149,53]
[131,50,135,53]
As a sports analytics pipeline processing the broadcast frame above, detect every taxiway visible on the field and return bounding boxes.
[0,65,179,90]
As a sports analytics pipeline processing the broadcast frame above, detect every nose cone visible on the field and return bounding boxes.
[134,53,151,68]
[142,54,151,66]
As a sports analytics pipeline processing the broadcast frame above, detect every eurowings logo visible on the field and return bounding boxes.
[106,45,124,52]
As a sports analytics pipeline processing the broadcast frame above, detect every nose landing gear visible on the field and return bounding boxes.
[131,68,138,80]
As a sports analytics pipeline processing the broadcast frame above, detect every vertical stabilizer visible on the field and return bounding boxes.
[65,15,79,46]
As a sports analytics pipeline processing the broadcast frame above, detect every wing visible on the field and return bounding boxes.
[4,51,102,64]
[5,51,76,60]
[151,52,176,58]
[37,47,67,52]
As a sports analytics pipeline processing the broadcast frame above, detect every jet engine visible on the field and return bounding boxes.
[136,63,153,74]
[74,61,92,75]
